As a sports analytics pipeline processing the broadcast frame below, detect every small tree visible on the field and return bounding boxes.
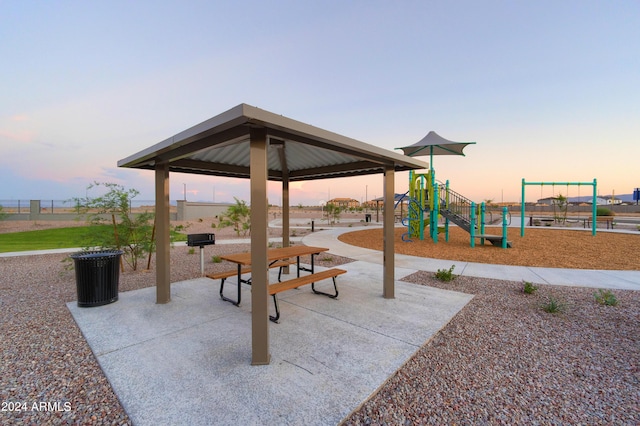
[552,193,568,224]
[325,203,341,225]
[219,197,251,236]
[72,182,155,271]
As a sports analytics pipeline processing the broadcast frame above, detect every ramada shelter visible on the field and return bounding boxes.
[118,103,428,365]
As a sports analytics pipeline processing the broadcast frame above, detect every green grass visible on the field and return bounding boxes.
[0,226,189,253]
[0,226,109,253]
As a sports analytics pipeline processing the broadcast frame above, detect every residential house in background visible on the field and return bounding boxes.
[327,197,360,209]
[361,200,377,210]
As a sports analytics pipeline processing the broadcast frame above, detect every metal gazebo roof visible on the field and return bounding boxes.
[118,103,428,180]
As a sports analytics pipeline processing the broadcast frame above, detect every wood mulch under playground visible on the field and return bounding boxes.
[339,227,640,271]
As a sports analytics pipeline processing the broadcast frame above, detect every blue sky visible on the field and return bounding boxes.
[1,1,638,205]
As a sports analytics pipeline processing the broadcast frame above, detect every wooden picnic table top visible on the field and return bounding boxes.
[219,245,329,266]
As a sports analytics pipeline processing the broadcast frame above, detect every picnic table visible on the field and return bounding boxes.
[529,215,615,230]
[212,246,346,322]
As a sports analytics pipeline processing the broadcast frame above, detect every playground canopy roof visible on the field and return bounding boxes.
[396,131,475,158]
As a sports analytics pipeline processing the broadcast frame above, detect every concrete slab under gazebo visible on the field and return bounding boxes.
[118,103,428,365]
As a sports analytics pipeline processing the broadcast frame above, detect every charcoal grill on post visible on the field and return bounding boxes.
[187,233,215,276]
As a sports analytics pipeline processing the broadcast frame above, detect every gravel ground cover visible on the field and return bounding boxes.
[0,239,350,425]
[1,220,639,424]
[343,274,640,425]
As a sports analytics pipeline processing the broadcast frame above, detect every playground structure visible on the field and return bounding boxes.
[520,179,598,236]
[396,132,510,248]
[396,170,511,248]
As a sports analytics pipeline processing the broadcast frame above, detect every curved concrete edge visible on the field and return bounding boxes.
[302,226,640,290]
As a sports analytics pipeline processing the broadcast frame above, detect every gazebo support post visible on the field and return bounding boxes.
[250,129,270,365]
[383,165,395,299]
[155,162,171,304]
[279,141,291,273]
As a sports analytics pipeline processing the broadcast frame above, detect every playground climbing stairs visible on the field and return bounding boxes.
[437,184,474,232]
[437,184,512,248]
[439,208,471,232]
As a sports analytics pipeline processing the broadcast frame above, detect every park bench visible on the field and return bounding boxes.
[268,268,347,323]
[585,217,614,229]
[529,216,555,226]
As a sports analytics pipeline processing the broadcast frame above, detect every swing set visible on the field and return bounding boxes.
[520,178,598,236]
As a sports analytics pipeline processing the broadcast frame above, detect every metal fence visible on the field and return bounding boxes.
[0,200,163,214]
[0,200,32,214]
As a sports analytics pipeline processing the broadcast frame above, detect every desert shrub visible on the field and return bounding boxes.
[211,255,222,263]
[541,295,566,314]
[219,198,250,236]
[523,281,538,294]
[593,289,618,306]
[596,207,613,216]
[435,265,456,282]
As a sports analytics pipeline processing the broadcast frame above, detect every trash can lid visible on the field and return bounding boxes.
[71,250,123,259]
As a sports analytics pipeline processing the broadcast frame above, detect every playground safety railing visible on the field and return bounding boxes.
[437,183,474,225]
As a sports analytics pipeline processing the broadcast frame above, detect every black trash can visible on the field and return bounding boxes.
[70,250,123,307]
[365,214,371,222]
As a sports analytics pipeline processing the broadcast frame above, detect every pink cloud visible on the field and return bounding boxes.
[0,129,38,144]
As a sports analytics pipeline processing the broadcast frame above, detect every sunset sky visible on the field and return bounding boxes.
[1,1,638,206]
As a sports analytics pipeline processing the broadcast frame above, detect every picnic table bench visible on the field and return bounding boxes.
[585,216,614,229]
[206,258,296,304]
[268,268,346,322]
[529,216,555,226]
